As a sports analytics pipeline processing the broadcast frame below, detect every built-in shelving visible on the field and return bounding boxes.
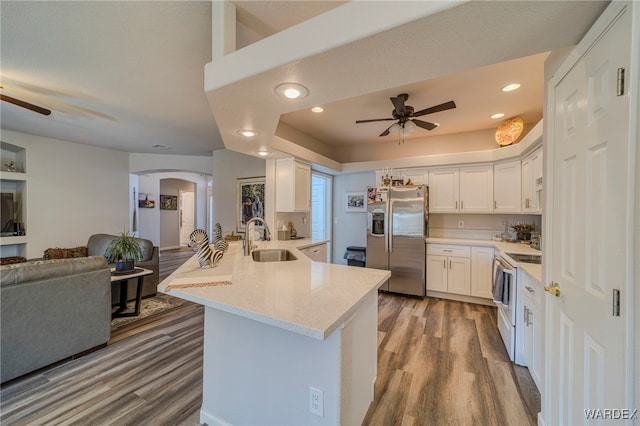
[0,141,28,258]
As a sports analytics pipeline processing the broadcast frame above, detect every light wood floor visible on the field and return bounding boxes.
[1,249,539,425]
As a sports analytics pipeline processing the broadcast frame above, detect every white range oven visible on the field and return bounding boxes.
[493,252,518,361]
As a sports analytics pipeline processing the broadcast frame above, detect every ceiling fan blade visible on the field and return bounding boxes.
[390,95,407,115]
[413,100,456,117]
[355,117,395,124]
[379,124,395,137]
[1,94,51,116]
[412,119,438,131]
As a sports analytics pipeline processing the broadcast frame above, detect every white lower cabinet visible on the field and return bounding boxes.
[426,244,470,296]
[470,246,494,298]
[299,243,327,263]
[427,244,494,301]
[519,269,544,391]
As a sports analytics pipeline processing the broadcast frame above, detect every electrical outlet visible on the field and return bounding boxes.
[458,220,464,228]
[309,387,323,417]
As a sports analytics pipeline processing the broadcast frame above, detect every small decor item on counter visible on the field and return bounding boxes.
[405,178,414,186]
[383,175,391,186]
[224,231,242,241]
[213,223,222,240]
[214,238,229,253]
[288,221,297,238]
[510,222,536,241]
[189,229,220,268]
[105,230,143,273]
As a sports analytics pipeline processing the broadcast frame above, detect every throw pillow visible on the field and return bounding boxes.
[43,246,89,260]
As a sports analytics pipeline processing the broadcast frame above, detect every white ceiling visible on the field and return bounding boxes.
[1,1,609,162]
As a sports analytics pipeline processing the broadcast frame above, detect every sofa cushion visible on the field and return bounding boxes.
[0,256,108,287]
[43,246,88,260]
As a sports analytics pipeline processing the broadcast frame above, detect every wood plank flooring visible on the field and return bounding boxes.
[1,249,540,425]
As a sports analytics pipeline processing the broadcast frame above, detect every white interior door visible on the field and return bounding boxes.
[180,191,195,245]
[545,4,631,424]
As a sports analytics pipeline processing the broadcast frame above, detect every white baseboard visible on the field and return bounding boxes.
[426,290,495,307]
[200,408,231,426]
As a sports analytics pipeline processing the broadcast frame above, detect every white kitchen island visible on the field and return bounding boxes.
[158,239,390,426]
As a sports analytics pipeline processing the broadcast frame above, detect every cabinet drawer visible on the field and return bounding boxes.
[521,270,543,306]
[427,244,470,257]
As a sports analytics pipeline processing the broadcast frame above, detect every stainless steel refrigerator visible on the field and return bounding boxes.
[366,185,428,297]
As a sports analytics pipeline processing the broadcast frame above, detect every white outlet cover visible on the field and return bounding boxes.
[309,387,323,417]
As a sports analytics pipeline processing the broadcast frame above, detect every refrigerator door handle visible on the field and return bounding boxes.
[388,200,394,253]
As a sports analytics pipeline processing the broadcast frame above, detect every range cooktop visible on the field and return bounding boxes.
[504,253,542,264]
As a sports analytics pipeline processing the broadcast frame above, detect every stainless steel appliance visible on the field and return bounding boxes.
[366,185,428,297]
[493,252,517,361]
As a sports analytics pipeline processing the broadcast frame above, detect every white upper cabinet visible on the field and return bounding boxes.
[522,147,543,213]
[276,158,311,212]
[494,160,522,213]
[459,165,494,213]
[428,169,459,212]
[430,165,493,213]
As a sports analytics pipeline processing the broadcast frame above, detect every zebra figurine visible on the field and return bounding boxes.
[189,229,222,268]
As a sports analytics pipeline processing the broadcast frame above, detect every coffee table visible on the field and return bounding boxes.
[110,267,153,318]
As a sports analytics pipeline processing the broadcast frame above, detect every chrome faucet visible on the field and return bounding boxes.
[243,217,272,256]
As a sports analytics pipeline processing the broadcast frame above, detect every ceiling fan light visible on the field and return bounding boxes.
[388,123,401,135]
[403,120,417,134]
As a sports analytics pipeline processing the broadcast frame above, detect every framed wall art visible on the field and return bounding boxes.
[160,195,178,210]
[138,193,155,208]
[236,176,265,232]
[344,191,366,213]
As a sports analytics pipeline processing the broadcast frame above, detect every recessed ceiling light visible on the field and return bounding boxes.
[491,113,505,119]
[311,106,324,113]
[502,83,521,92]
[257,150,270,157]
[237,129,259,138]
[275,83,309,99]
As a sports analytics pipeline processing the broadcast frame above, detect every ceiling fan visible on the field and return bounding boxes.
[356,93,455,138]
[0,85,51,116]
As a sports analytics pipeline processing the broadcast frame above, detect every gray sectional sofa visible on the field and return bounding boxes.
[0,256,111,383]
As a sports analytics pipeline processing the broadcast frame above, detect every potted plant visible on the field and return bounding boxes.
[510,223,536,241]
[104,231,143,272]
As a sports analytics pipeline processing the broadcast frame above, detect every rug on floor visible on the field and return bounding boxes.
[111,295,184,329]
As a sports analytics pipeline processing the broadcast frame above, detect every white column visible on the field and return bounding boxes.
[212,0,236,59]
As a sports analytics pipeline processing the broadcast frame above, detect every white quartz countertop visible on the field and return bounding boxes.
[158,238,390,341]
[425,237,542,281]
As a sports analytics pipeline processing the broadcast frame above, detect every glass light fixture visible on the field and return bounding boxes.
[403,120,416,134]
[491,113,505,119]
[275,83,309,99]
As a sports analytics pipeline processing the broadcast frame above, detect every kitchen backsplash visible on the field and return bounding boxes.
[428,214,542,240]
[275,212,310,238]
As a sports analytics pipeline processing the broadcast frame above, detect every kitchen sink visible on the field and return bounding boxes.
[251,249,297,262]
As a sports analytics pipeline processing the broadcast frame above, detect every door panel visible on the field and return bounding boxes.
[180,191,195,246]
[546,5,630,423]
